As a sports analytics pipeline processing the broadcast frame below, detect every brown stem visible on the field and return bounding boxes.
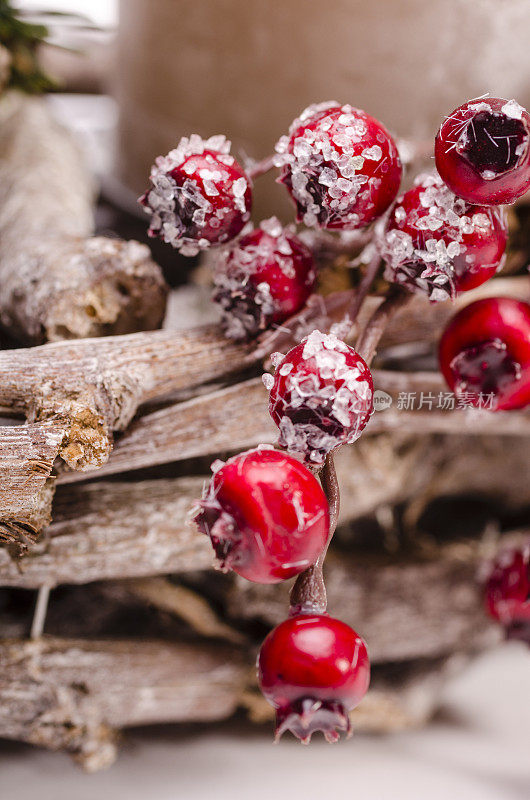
[248,154,276,181]
[347,251,382,333]
[289,454,339,615]
[356,286,410,365]
[289,286,410,616]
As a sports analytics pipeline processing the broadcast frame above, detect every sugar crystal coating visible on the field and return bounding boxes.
[276,102,402,231]
[267,330,374,465]
[213,218,316,340]
[139,134,252,256]
[380,173,507,301]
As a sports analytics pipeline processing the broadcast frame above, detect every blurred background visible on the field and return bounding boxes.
[1,2,529,798]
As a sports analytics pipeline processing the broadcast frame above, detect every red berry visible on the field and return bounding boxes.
[275,102,402,231]
[139,135,252,256]
[435,98,530,205]
[193,447,329,584]
[265,331,374,466]
[439,297,530,411]
[213,217,317,340]
[380,174,507,302]
[258,614,370,743]
[485,546,530,643]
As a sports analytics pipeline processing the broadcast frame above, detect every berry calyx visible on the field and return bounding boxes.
[193,447,329,584]
[258,614,370,743]
[439,297,530,411]
[380,174,507,301]
[212,217,317,340]
[265,330,374,466]
[435,98,530,205]
[275,101,402,231]
[485,546,530,643]
[139,134,252,256]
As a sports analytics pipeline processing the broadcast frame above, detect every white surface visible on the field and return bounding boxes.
[18,0,117,27]
[1,645,529,800]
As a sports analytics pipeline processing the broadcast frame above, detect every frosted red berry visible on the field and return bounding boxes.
[439,297,530,411]
[139,134,252,256]
[193,447,329,584]
[435,98,530,205]
[213,217,317,340]
[258,614,370,743]
[275,101,402,231]
[485,546,530,643]
[265,330,374,466]
[380,174,507,302]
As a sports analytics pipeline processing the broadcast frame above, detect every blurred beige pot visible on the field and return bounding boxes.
[115,0,530,219]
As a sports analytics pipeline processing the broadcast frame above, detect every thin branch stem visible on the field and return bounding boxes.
[248,155,276,181]
[289,454,339,616]
[30,584,51,639]
[347,251,382,334]
[356,286,410,365]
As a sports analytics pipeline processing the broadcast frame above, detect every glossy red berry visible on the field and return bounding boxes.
[193,447,329,584]
[265,330,374,466]
[258,614,370,743]
[435,98,530,205]
[275,101,402,231]
[380,174,507,301]
[212,217,317,340]
[439,297,530,411]
[139,134,252,256]
[485,546,530,643]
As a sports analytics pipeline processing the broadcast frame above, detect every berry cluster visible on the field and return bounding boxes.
[141,93,530,744]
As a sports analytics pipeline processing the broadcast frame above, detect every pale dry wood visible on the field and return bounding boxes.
[0,634,472,768]
[57,370,530,484]
[0,421,65,553]
[0,91,167,343]
[0,325,252,471]
[0,636,248,771]
[0,477,211,588]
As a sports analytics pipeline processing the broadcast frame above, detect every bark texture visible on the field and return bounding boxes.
[0,91,167,343]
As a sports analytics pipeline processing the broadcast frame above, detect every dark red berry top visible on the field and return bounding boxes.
[258,614,370,742]
[275,101,402,231]
[485,546,530,629]
[380,174,507,302]
[193,447,329,584]
[265,331,374,466]
[139,135,252,255]
[439,297,530,411]
[212,217,316,339]
[435,98,530,205]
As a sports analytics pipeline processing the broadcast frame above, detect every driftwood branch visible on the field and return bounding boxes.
[0,325,252,472]
[0,421,65,554]
[0,91,167,343]
[0,634,468,768]
[0,636,247,771]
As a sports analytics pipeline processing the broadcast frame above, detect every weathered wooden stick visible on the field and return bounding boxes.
[0,421,65,553]
[0,91,167,343]
[0,635,465,768]
[0,325,252,471]
[0,636,248,771]
[57,370,530,484]
[0,477,211,588]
